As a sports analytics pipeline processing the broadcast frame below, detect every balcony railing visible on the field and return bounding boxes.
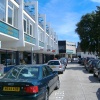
[0,21,19,38]
[24,34,36,44]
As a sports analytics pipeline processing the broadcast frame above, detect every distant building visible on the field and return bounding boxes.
[58,40,76,58]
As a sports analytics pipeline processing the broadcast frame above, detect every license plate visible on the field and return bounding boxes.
[51,66,55,68]
[3,87,20,92]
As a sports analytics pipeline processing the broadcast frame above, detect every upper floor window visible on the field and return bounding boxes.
[0,0,6,21]
[24,15,35,37]
[29,23,33,36]
[24,18,27,34]
[8,1,18,28]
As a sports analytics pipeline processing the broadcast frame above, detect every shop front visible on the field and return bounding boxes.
[0,49,16,73]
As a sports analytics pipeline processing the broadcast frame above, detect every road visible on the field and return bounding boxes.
[49,63,100,100]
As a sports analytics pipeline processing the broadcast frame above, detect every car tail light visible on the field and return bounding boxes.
[59,65,62,68]
[24,86,38,93]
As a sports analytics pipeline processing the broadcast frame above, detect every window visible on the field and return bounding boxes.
[8,1,18,27]
[5,67,39,79]
[24,19,27,34]
[0,0,6,21]
[30,23,32,36]
[46,66,53,74]
[19,67,39,79]
[43,66,49,77]
[8,7,13,25]
[7,67,20,79]
[48,61,60,65]
[8,1,14,25]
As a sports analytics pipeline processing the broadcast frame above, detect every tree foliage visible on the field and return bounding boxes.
[75,6,100,55]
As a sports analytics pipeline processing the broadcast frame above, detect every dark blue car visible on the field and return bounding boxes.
[0,64,60,100]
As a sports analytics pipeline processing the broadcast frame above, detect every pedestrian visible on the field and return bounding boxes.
[20,59,26,65]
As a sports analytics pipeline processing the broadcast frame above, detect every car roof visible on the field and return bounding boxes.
[14,64,45,69]
[48,60,60,62]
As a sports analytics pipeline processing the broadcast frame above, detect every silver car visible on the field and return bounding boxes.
[47,60,65,74]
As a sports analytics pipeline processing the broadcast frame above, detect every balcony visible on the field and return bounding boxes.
[24,34,36,45]
[0,21,19,41]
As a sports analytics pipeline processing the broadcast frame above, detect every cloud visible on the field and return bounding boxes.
[38,0,87,43]
[90,0,100,3]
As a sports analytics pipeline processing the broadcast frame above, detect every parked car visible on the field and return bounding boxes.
[60,57,68,68]
[71,58,79,63]
[78,58,82,64]
[47,60,65,74]
[86,59,99,73]
[0,64,60,100]
[84,57,95,69]
[93,60,100,81]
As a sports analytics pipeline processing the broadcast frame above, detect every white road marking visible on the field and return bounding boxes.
[55,91,65,100]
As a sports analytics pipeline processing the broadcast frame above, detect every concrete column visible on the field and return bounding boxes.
[6,0,8,23]
[31,47,34,64]
[34,1,39,48]
[16,51,20,65]
[43,14,47,50]
[18,0,25,47]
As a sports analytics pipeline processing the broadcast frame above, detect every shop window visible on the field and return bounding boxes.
[0,50,16,66]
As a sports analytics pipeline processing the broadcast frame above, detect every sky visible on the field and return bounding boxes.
[38,0,100,44]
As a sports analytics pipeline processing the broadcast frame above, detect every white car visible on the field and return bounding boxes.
[47,60,65,74]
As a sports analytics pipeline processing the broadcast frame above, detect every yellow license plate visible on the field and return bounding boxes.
[51,66,55,68]
[3,87,20,92]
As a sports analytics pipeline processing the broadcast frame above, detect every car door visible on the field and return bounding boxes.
[46,66,58,90]
[42,66,54,94]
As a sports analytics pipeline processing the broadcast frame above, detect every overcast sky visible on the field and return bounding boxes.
[38,0,100,44]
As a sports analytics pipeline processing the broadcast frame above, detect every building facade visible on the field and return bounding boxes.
[0,0,58,73]
[58,40,76,58]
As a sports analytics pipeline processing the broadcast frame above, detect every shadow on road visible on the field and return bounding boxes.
[96,88,100,100]
[88,76,99,83]
[66,67,82,70]
[82,69,90,74]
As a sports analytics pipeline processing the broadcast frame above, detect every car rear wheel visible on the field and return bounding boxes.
[44,89,49,100]
[55,79,60,90]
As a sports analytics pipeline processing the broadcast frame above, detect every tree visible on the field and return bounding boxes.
[75,6,100,55]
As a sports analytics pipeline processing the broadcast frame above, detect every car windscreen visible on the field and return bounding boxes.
[4,66,39,79]
[48,61,60,65]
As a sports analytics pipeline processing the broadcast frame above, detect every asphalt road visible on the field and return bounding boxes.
[49,62,100,100]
